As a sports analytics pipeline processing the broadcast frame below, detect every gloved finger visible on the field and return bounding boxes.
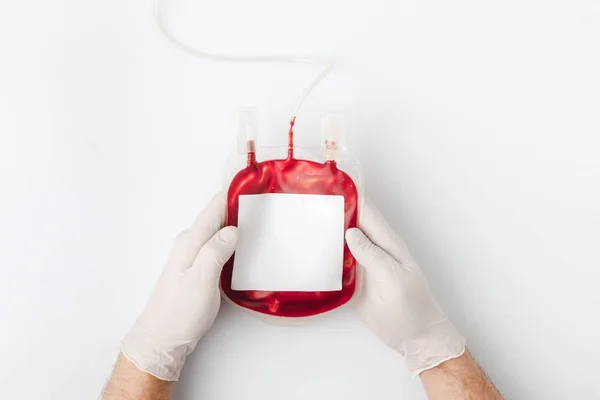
[169,192,228,271]
[346,228,396,278]
[360,198,414,267]
[189,225,238,285]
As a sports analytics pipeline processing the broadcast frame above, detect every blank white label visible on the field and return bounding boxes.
[232,193,345,291]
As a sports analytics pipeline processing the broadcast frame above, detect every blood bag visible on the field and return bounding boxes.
[220,111,362,318]
[151,0,363,318]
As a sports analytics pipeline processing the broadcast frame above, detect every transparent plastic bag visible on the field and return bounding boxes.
[151,0,362,318]
[220,110,363,318]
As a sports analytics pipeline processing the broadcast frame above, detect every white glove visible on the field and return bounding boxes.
[121,193,238,381]
[346,200,465,376]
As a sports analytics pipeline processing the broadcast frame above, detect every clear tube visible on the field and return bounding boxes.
[151,0,334,119]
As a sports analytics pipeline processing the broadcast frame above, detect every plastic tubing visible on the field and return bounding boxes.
[152,0,334,119]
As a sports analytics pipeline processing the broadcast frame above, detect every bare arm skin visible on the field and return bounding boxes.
[103,353,174,400]
[420,350,503,400]
[106,193,238,398]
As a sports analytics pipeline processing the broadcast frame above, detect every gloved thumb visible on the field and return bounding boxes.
[346,228,392,277]
[190,226,238,284]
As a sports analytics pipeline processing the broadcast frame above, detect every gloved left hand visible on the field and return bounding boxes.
[121,192,238,381]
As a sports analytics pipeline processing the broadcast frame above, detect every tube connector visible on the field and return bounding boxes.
[322,112,346,161]
[237,107,259,163]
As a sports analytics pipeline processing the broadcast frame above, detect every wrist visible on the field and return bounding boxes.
[103,353,174,399]
[121,322,198,382]
[403,318,466,376]
[419,350,503,399]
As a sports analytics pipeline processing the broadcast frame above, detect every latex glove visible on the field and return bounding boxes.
[121,193,238,381]
[346,200,465,376]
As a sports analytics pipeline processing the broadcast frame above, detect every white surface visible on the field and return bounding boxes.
[0,0,599,399]
[232,194,344,291]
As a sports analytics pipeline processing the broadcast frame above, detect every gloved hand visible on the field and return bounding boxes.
[121,193,238,381]
[346,200,465,376]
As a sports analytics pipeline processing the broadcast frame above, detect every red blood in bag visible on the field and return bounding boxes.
[221,119,358,317]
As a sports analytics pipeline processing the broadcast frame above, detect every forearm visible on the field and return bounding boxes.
[103,353,174,400]
[420,350,502,400]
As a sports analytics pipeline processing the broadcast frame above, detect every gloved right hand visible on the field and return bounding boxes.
[346,200,466,376]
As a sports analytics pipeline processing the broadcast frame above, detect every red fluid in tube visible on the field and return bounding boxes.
[221,118,358,317]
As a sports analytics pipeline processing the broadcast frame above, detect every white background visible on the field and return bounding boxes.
[1,0,599,399]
